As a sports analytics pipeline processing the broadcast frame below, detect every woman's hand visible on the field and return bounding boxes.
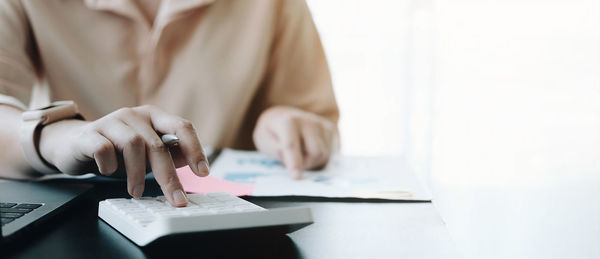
[38,105,209,207]
[253,106,338,179]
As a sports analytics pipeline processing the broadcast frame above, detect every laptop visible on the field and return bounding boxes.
[0,180,92,243]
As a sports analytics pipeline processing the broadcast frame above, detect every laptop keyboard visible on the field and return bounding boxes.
[0,202,43,226]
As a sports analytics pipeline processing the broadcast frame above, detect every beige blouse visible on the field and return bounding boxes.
[0,0,339,149]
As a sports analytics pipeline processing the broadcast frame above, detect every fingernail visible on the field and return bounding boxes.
[132,185,144,198]
[293,169,303,180]
[198,161,210,176]
[173,189,188,206]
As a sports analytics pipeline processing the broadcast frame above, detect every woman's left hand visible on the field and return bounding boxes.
[253,106,338,179]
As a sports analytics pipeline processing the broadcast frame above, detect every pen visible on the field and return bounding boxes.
[161,134,180,146]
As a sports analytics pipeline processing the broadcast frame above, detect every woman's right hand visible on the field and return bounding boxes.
[38,105,209,207]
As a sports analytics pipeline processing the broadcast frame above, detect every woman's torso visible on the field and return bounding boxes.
[24,0,278,148]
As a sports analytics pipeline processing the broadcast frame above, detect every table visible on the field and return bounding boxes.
[5,180,459,259]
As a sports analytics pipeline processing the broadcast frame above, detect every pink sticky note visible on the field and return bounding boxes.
[176,166,255,196]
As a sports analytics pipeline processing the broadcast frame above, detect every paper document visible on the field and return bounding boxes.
[178,149,431,201]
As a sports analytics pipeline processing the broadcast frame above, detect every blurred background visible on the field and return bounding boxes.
[306,0,600,258]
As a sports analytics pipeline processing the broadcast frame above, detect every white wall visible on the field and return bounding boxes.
[432,0,600,258]
[308,0,600,258]
[306,0,427,157]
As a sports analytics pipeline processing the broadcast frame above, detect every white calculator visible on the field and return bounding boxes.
[98,192,313,246]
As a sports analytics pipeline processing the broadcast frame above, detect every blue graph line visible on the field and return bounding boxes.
[236,158,283,169]
[224,172,268,184]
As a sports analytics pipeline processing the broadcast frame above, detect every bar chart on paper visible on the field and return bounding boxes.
[177,149,431,201]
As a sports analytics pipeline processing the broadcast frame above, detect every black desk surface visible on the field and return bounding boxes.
[5,180,459,259]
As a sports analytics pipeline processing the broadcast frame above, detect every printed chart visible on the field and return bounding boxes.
[178,149,431,201]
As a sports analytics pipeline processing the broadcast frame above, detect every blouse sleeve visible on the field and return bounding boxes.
[234,0,339,149]
[262,0,339,122]
[0,0,38,111]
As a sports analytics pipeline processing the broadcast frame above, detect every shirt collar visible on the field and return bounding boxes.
[84,0,216,25]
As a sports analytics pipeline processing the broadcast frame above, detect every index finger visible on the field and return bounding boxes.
[277,118,304,180]
[146,140,188,207]
[137,106,209,177]
[118,113,189,207]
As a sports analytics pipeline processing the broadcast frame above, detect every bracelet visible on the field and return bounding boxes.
[20,101,84,174]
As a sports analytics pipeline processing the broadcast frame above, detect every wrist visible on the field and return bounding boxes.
[39,119,87,168]
[19,100,85,174]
